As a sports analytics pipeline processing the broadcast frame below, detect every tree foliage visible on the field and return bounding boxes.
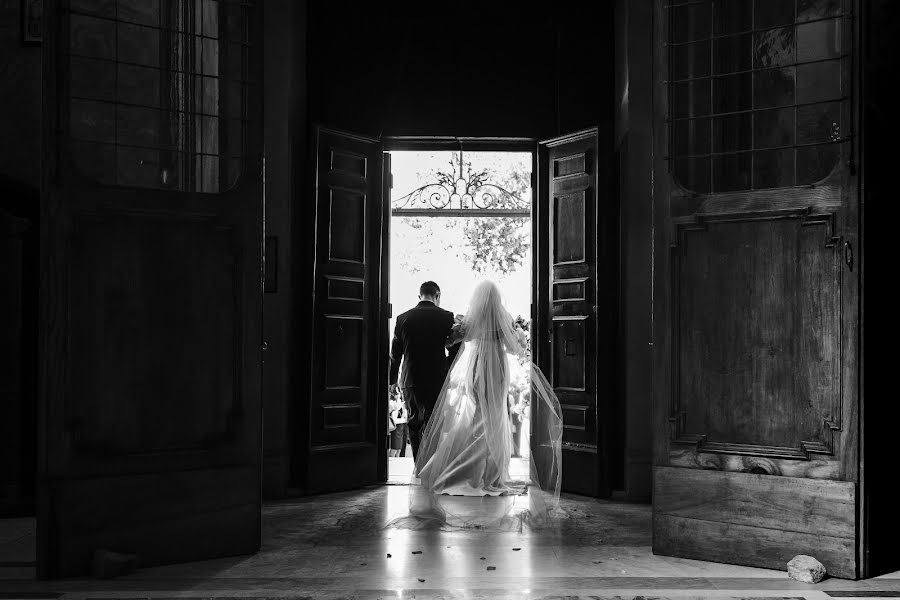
[417,152,532,276]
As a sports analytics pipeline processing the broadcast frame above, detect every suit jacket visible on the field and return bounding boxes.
[389,300,459,389]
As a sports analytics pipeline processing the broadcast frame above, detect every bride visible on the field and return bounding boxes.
[395,280,564,531]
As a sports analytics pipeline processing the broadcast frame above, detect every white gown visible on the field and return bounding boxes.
[391,281,564,531]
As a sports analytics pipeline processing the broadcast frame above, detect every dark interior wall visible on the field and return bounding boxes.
[306,1,612,138]
[0,0,40,188]
[861,0,892,578]
[0,1,39,514]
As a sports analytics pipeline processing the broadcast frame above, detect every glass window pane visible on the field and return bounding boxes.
[70,14,116,60]
[712,152,752,192]
[713,73,752,113]
[673,79,711,118]
[672,2,712,43]
[666,0,848,194]
[714,0,751,35]
[117,106,161,148]
[200,38,220,76]
[797,143,840,184]
[118,64,161,108]
[194,75,220,116]
[797,60,841,103]
[754,107,795,148]
[65,0,252,192]
[797,101,842,144]
[754,0,794,29]
[675,157,711,193]
[713,113,752,152]
[202,0,220,37]
[753,67,795,108]
[118,0,160,26]
[753,148,795,188]
[70,57,116,102]
[70,0,115,18]
[753,26,796,68]
[118,23,160,67]
[201,116,220,155]
[798,0,841,22]
[672,40,711,81]
[197,155,220,193]
[797,18,841,62]
[713,33,751,75]
[70,99,115,143]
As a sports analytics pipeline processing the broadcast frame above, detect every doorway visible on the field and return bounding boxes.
[303,128,615,498]
[384,145,534,483]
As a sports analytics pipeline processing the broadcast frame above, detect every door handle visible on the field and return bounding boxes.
[844,240,853,271]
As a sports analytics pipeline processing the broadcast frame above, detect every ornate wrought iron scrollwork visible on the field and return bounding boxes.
[392,150,529,215]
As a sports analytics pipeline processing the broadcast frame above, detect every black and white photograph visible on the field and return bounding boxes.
[0,0,890,598]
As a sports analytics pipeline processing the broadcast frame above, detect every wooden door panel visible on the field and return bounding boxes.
[670,211,843,461]
[48,468,259,574]
[305,127,385,492]
[40,0,263,577]
[538,129,611,497]
[68,212,240,456]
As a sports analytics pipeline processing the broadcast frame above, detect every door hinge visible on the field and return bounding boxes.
[388,172,393,189]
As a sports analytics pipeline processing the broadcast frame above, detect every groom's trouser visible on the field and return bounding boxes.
[403,384,440,461]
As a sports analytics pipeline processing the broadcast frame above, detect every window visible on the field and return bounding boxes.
[668,0,848,193]
[65,0,255,192]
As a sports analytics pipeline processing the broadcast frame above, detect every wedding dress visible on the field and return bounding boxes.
[390,280,564,531]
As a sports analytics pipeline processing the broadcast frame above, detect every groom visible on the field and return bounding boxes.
[389,281,460,460]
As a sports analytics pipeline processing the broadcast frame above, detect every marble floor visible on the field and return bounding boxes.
[1,485,899,599]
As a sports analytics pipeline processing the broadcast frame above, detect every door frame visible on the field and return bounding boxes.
[380,136,537,478]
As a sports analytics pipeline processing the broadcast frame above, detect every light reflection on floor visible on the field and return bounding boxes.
[3,485,900,598]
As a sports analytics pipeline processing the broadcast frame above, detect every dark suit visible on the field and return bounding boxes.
[389,300,459,459]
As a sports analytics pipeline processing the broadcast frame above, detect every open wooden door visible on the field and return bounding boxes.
[651,0,861,578]
[535,128,615,497]
[38,0,264,578]
[303,127,388,493]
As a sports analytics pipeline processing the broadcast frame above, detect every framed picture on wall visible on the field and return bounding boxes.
[22,0,42,44]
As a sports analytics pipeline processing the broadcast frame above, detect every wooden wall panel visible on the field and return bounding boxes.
[654,466,856,578]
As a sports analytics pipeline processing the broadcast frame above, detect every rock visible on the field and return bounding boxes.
[787,555,827,583]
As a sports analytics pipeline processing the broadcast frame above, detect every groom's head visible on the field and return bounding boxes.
[419,281,441,306]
